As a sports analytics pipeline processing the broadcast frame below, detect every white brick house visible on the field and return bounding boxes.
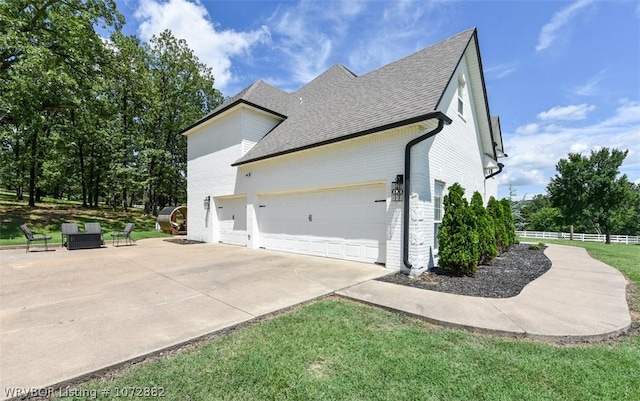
[181,28,506,275]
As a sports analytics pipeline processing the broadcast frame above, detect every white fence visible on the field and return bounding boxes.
[517,231,640,244]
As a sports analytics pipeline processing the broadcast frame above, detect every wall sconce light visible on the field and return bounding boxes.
[392,174,404,201]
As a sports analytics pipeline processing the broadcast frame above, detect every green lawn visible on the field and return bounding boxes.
[56,299,639,401]
[0,190,170,246]
[53,241,639,401]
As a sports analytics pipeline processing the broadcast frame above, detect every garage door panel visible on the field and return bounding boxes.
[345,244,361,259]
[311,241,326,255]
[326,242,342,258]
[258,184,386,264]
[365,245,379,260]
[216,197,248,246]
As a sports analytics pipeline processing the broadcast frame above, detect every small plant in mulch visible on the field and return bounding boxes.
[528,242,546,250]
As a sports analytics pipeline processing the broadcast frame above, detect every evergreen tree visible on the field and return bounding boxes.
[471,192,497,264]
[500,198,517,246]
[487,196,508,253]
[438,183,479,276]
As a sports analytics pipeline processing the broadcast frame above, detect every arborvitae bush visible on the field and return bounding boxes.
[437,183,479,276]
[470,191,497,264]
[500,198,518,246]
[487,196,509,253]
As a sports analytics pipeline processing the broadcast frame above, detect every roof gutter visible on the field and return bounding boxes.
[485,162,504,179]
[403,112,452,273]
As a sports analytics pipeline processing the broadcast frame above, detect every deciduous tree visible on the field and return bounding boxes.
[0,0,123,205]
[548,148,636,243]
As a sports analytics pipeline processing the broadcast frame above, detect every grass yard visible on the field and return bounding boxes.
[54,241,640,401]
[0,190,170,246]
[56,299,639,401]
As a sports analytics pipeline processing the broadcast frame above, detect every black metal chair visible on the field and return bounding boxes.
[110,223,134,247]
[20,224,52,252]
[85,222,104,243]
[61,223,79,247]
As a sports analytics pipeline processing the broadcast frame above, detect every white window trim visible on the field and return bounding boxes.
[457,74,466,118]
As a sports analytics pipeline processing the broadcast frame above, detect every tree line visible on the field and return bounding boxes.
[512,148,640,242]
[0,0,224,214]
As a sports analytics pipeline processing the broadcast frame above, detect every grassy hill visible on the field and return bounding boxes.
[0,190,170,246]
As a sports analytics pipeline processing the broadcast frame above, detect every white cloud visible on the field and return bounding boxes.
[484,63,517,79]
[537,104,596,121]
[573,69,606,96]
[346,0,447,74]
[569,142,588,153]
[266,0,447,88]
[515,123,540,135]
[497,169,547,187]
[601,101,640,126]
[502,99,640,194]
[536,0,593,52]
[134,0,269,91]
[267,1,345,86]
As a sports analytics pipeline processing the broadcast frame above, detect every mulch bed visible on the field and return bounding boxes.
[378,243,640,340]
[164,238,206,245]
[377,243,552,298]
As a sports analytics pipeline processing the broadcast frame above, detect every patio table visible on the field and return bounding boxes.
[66,232,102,250]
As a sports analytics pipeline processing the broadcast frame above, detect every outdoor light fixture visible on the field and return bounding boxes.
[392,174,404,201]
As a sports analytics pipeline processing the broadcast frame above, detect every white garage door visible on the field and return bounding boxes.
[258,184,386,264]
[216,196,248,246]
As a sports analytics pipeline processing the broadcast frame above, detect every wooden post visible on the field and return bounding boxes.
[570,225,574,241]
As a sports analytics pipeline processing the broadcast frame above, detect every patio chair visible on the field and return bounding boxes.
[110,223,134,247]
[20,224,52,252]
[84,222,103,235]
[61,223,79,247]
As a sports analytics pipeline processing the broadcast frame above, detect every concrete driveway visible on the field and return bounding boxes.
[0,239,389,398]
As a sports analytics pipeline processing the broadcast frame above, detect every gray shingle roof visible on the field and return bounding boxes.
[186,28,477,165]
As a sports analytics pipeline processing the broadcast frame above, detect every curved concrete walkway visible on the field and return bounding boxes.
[337,244,632,341]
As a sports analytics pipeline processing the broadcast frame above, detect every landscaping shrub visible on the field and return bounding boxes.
[501,198,518,247]
[487,196,509,253]
[471,191,497,264]
[528,242,545,250]
[438,183,479,276]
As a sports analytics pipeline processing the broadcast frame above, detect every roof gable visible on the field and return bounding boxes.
[180,80,291,136]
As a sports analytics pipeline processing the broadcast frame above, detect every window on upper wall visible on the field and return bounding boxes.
[457,74,466,117]
[434,181,445,249]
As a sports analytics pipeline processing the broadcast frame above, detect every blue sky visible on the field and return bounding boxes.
[114,0,640,199]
